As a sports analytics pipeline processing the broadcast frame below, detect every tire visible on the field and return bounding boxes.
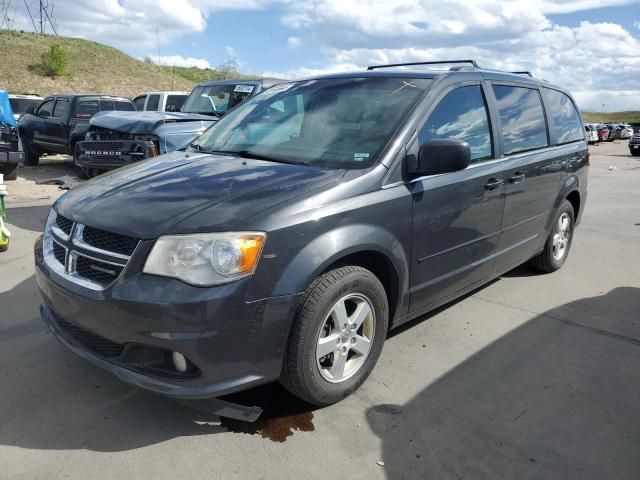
[531,199,575,273]
[22,140,40,166]
[1,163,18,181]
[631,151,640,157]
[72,145,90,179]
[281,266,389,406]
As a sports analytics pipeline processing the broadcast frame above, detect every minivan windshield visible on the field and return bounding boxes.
[181,84,257,116]
[195,77,432,168]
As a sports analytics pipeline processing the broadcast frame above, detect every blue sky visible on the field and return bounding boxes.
[7,0,640,110]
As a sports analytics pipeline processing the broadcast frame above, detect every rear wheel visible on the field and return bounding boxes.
[281,266,388,406]
[1,163,18,181]
[22,141,40,166]
[531,200,575,273]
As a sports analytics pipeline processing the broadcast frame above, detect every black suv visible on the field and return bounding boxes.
[18,94,135,166]
[35,61,588,415]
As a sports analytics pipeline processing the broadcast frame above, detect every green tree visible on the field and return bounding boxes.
[40,43,69,77]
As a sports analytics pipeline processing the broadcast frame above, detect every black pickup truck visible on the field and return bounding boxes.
[18,94,135,166]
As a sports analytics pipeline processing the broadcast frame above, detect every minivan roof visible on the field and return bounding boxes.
[301,63,567,93]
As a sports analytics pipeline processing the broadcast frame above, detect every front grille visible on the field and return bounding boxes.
[82,141,128,150]
[75,256,124,286]
[56,215,73,236]
[82,226,139,256]
[56,318,125,358]
[53,242,66,265]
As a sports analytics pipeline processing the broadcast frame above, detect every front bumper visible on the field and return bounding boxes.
[76,140,156,170]
[35,235,302,401]
[0,150,23,164]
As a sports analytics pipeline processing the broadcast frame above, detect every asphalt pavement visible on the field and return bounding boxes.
[1,141,638,479]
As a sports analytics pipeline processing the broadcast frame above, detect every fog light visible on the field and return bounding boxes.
[172,351,188,373]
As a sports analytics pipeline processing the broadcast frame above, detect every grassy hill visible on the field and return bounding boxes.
[0,30,256,98]
[581,111,640,124]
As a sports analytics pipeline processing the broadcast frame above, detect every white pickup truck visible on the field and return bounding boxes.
[132,91,190,112]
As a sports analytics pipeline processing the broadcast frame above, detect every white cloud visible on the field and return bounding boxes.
[8,0,640,110]
[225,46,237,57]
[149,55,211,69]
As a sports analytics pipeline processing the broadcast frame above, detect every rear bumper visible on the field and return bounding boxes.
[76,140,155,169]
[35,235,302,400]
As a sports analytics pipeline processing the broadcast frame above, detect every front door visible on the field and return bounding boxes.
[409,83,505,314]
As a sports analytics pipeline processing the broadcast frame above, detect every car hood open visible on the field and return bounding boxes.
[89,110,218,135]
[55,151,346,239]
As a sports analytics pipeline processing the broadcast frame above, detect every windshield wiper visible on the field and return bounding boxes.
[236,150,307,166]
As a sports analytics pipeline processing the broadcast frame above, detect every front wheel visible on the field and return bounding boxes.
[531,200,575,273]
[281,266,388,406]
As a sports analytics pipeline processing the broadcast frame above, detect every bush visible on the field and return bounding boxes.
[40,43,68,77]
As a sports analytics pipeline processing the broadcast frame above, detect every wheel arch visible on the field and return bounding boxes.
[268,224,410,326]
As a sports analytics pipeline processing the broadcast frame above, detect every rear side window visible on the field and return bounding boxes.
[146,94,160,111]
[74,100,99,119]
[52,99,69,118]
[419,85,492,163]
[99,100,115,111]
[133,96,146,111]
[493,85,548,155]
[115,101,135,111]
[541,88,583,144]
[166,95,187,111]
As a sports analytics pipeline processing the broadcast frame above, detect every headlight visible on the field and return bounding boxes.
[143,232,266,286]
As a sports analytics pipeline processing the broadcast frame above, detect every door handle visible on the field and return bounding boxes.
[484,178,504,191]
[509,172,526,184]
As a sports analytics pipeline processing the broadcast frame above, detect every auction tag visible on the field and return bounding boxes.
[234,85,255,94]
[353,152,370,162]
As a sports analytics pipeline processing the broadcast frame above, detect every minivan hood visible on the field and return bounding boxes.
[55,152,346,239]
[90,110,217,135]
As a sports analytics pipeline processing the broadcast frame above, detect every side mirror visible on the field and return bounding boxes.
[24,105,35,115]
[408,138,471,177]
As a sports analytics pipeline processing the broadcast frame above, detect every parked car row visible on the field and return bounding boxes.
[584,122,633,143]
[10,79,273,178]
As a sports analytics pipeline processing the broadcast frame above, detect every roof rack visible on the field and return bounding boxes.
[511,71,533,77]
[367,60,479,71]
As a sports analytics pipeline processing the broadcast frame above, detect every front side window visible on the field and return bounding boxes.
[133,96,146,111]
[38,99,54,118]
[52,99,69,118]
[541,88,583,144]
[419,85,492,163]
[146,94,160,111]
[493,85,548,155]
[195,77,432,168]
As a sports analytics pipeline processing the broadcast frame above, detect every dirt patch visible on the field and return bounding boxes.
[4,155,81,204]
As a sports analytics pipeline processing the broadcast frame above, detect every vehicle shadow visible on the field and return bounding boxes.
[0,273,318,451]
[17,155,79,184]
[6,203,51,233]
[366,287,640,480]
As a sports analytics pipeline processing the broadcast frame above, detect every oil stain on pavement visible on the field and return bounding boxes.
[220,384,316,442]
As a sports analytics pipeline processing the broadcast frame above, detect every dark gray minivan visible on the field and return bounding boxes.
[35,61,588,414]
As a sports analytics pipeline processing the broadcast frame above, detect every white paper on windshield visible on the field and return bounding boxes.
[234,85,255,94]
[267,83,294,93]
